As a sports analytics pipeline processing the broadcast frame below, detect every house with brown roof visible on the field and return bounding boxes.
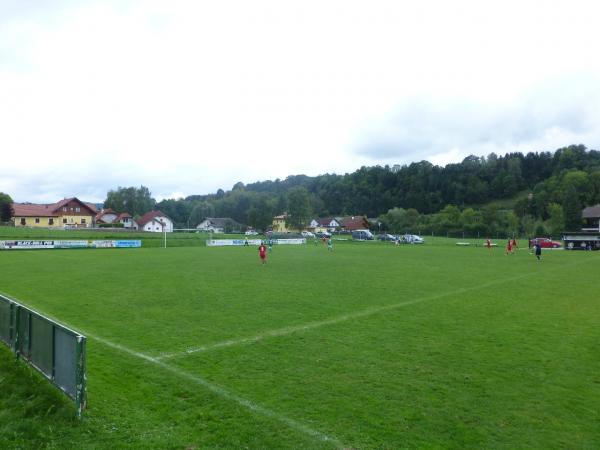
[116,212,137,229]
[582,204,600,231]
[196,218,241,233]
[95,208,118,224]
[12,198,98,228]
[309,217,340,232]
[96,209,138,229]
[137,210,173,232]
[338,216,371,232]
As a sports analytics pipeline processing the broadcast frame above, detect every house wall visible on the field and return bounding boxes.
[15,214,93,228]
[272,219,287,232]
[197,220,214,230]
[14,216,59,228]
[143,218,173,232]
[120,218,137,229]
[59,214,94,227]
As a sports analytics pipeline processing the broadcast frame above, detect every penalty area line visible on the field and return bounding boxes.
[87,333,344,448]
[157,258,588,361]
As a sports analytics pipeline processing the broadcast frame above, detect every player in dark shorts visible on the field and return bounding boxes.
[535,244,542,261]
[258,242,267,264]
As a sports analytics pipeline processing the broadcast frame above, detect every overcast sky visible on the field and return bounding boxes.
[2,0,599,203]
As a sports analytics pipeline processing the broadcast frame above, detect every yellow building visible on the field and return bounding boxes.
[12,197,98,228]
[271,214,289,233]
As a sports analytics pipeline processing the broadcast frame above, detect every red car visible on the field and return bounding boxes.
[529,237,562,249]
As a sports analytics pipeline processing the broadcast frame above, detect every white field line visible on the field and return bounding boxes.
[87,333,344,448]
[155,265,560,360]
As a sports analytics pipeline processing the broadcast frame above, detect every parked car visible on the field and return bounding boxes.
[301,230,315,237]
[245,230,259,236]
[315,231,331,238]
[402,234,424,244]
[352,229,374,240]
[378,233,397,241]
[529,237,561,248]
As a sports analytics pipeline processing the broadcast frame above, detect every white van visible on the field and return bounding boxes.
[352,229,374,240]
[402,234,424,244]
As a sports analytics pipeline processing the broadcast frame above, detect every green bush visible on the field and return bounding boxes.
[98,223,124,228]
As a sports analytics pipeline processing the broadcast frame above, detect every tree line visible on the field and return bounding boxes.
[2,144,599,237]
[149,144,600,237]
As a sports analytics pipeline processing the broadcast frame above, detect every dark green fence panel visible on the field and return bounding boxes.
[30,314,54,376]
[17,308,31,359]
[0,297,10,345]
[54,327,77,397]
[0,293,86,417]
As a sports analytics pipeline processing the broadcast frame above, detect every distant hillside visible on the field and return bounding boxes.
[155,144,599,236]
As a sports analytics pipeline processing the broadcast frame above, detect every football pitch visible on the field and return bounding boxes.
[1,240,599,449]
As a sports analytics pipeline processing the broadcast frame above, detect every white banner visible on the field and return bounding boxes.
[275,238,306,245]
[207,238,306,246]
[206,239,262,247]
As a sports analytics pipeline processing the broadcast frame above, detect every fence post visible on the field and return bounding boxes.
[75,335,87,419]
[13,304,20,357]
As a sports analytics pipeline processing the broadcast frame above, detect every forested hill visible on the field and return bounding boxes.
[151,144,600,233]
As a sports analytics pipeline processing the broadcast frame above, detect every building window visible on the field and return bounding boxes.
[20,218,26,225]
[35,217,40,224]
[63,218,67,224]
[63,207,67,212]
[76,207,80,212]
[81,218,86,224]
[49,218,54,225]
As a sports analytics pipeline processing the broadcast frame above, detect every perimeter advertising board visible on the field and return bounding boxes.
[0,240,142,250]
[206,238,306,246]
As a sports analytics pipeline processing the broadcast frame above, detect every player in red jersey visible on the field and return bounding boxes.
[258,242,267,264]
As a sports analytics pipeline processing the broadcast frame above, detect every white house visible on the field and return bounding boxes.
[116,212,138,229]
[137,210,173,232]
[309,217,340,232]
[196,217,241,233]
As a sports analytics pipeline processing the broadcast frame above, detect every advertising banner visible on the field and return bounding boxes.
[207,239,263,247]
[115,240,142,248]
[54,241,89,249]
[90,240,115,248]
[207,238,305,246]
[0,240,142,250]
[274,238,306,245]
[1,240,55,249]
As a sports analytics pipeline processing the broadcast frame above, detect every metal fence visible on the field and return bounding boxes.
[0,294,86,418]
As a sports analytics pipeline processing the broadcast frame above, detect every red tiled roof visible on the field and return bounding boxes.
[137,210,171,227]
[12,197,98,217]
[12,203,58,217]
[85,202,99,214]
[339,216,369,230]
[317,217,339,226]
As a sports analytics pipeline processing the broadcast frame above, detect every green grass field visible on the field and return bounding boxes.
[1,238,599,449]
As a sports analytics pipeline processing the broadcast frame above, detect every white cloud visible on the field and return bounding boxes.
[1,0,600,202]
